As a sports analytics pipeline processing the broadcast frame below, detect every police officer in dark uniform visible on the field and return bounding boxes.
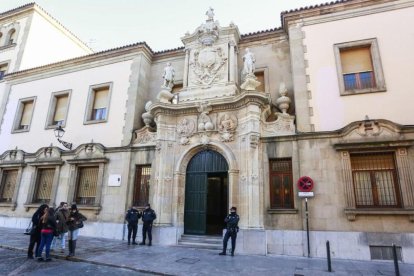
[139,203,156,246]
[125,206,141,245]
[219,206,239,256]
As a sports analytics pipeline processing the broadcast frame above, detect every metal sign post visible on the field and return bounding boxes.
[297,176,315,258]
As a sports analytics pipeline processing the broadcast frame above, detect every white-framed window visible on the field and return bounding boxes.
[334,38,386,95]
[45,90,71,128]
[12,97,36,133]
[84,83,112,124]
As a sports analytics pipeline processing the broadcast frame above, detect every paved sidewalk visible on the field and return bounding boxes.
[1,227,413,275]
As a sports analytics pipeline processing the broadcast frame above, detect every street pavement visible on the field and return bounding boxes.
[0,248,151,275]
[1,227,413,275]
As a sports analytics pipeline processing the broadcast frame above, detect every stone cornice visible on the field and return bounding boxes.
[240,28,286,44]
[281,0,400,31]
[4,43,153,83]
[150,91,271,117]
[262,119,414,142]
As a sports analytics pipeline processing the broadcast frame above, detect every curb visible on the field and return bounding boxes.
[0,244,174,276]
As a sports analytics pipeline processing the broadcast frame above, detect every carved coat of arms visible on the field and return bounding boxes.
[190,46,227,86]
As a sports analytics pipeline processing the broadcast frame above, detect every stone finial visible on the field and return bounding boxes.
[275,82,291,114]
[142,101,154,127]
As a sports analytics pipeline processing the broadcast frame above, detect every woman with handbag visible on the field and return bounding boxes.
[37,207,57,261]
[66,204,87,257]
[27,204,49,259]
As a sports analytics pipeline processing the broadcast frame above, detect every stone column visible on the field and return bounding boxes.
[152,114,176,226]
[183,48,190,88]
[238,104,264,229]
[395,148,414,208]
[229,42,236,84]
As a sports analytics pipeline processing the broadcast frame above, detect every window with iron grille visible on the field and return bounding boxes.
[351,153,401,208]
[33,168,55,204]
[370,245,402,261]
[0,169,18,203]
[133,165,151,207]
[75,166,98,205]
[269,159,294,209]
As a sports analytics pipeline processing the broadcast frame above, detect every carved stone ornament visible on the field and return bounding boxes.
[275,82,291,114]
[0,148,24,164]
[176,118,195,145]
[356,117,382,136]
[197,7,219,46]
[197,102,214,131]
[240,75,261,91]
[73,143,105,160]
[133,126,156,145]
[218,113,238,142]
[157,89,174,103]
[262,113,295,137]
[190,46,227,86]
[142,101,154,127]
[34,146,61,161]
[249,133,260,148]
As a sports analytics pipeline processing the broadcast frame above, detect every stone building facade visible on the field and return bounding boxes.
[0,1,413,263]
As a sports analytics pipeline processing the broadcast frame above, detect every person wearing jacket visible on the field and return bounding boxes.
[27,204,49,259]
[139,203,156,246]
[37,207,57,261]
[51,202,69,253]
[219,206,240,257]
[125,206,141,245]
[66,204,87,257]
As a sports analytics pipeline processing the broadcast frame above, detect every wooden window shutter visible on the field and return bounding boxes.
[20,101,34,126]
[53,95,68,122]
[93,88,109,109]
[340,47,373,74]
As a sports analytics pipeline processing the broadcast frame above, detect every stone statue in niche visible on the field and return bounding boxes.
[242,48,256,77]
[240,47,260,91]
[162,62,175,89]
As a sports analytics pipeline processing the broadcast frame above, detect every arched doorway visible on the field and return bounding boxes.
[184,150,228,235]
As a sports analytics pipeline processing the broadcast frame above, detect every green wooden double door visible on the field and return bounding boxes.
[184,150,229,235]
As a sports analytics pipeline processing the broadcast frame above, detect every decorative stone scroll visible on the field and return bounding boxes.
[133,126,156,146]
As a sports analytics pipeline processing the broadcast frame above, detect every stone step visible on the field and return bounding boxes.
[178,234,223,250]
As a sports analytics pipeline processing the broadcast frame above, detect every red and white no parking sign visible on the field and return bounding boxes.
[297,176,314,192]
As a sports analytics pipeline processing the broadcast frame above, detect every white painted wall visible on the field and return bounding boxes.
[303,6,414,131]
[19,11,92,70]
[0,59,134,153]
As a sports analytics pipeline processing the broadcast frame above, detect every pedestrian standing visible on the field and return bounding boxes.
[66,204,87,257]
[139,203,156,246]
[52,202,69,253]
[27,204,48,259]
[37,207,57,261]
[219,206,240,257]
[125,206,141,245]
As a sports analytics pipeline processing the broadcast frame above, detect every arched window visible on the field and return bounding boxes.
[7,29,16,45]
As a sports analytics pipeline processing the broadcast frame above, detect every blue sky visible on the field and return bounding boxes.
[0,0,328,51]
